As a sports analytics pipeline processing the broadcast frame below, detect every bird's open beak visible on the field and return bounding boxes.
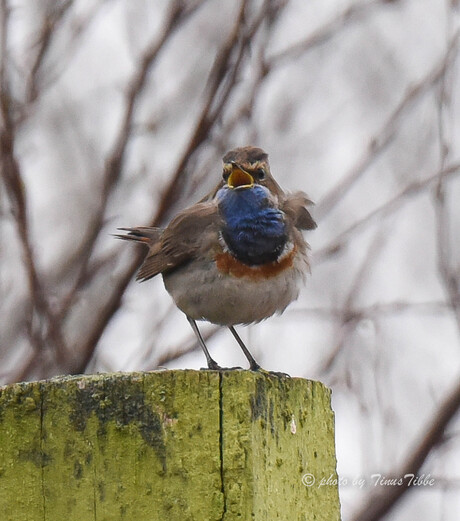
[227,162,254,189]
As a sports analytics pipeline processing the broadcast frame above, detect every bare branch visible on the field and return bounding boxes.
[315,161,460,263]
[289,300,452,320]
[351,376,460,521]
[25,0,74,104]
[152,0,251,222]
[433,32,460,335]
[148,326,220,370]
[0,0,8,89]
[319,226,392,374]
[0,0,66,364]
[350,27,460,521]
[316,33,460,221]
[267,0,387,69]
[57,1,193,319]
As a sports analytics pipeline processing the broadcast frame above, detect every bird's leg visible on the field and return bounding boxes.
[228,326,261,371]
[228,326,290,377]
[187,317,221,370]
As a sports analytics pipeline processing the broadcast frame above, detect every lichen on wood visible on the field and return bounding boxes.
[0,370,340,520]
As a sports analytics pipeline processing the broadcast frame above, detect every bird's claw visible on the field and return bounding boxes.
[250,365,291,378]
[201,364,243,371]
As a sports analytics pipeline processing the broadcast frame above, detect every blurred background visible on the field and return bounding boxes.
[1,0,460,519]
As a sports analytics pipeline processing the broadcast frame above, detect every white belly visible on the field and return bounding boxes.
[163,252,308,326]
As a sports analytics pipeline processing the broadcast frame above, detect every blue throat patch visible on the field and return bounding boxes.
[217,185,287,265]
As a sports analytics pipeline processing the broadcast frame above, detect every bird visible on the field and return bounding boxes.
[116,146,317,373]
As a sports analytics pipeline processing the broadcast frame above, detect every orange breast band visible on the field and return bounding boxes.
[215,247,296,280]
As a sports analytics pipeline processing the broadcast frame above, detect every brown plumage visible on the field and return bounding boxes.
[116,146,317,372]
[117,146,316,282]
[118,203,221,281]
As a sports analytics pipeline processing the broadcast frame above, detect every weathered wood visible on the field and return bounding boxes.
[0,370,341,520]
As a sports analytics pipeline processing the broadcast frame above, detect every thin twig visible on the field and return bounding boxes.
[148,325,220,370]
[316,32,460,221]
[267,0,386,70]
[152,0,249,223]
[289,300,452,320]
[351,375,460,521]
[57,1,192,319]
[350,27,460,521]
[0,1,67,364]
[25,1,74,104]
[319,225,393,374]
[315,161,460,263]
[433,29,460,335]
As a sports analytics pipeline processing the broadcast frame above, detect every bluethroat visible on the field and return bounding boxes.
[117,147,317,372]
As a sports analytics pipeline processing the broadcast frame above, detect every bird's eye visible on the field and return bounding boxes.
[255,168,266,180]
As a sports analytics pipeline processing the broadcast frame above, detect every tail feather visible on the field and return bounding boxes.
[115,226,165,281]
[114,227,161,245]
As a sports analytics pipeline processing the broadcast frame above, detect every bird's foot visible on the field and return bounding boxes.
[266,370,291,378]
[249,364,290,378]
[202,359,222,370]
[201,361,243,371]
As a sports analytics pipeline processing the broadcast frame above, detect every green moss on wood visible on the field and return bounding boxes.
[0,370,340,521]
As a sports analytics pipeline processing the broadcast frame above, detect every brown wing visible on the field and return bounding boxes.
[135,201,220,281]
[281,191,317,231]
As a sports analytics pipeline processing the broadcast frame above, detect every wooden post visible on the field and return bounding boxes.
[0,370,341,520]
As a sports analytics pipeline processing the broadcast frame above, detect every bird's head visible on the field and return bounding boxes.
[221,147,283,197]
